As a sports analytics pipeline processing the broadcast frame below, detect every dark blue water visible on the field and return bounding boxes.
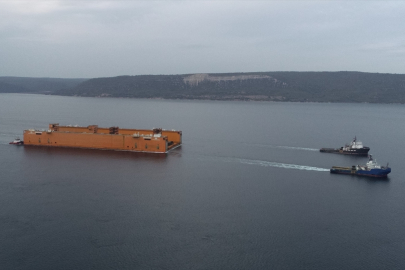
[1,93,405,269]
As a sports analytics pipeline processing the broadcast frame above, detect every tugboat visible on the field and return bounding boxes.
[320,136,370,155]
[9,138,24,145]
[330,155,391,178]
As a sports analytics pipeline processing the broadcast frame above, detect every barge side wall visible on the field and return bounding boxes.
[55,126,182,145]
[23,131,168,153]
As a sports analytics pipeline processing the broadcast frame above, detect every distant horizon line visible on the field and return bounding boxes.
[1,70,404,79]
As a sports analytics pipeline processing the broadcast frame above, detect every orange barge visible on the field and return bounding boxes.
[23,124,182,153]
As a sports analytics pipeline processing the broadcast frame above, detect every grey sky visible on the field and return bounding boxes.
[1,1,404,78]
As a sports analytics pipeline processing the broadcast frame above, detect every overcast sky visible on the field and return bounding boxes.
[1,1,404,78]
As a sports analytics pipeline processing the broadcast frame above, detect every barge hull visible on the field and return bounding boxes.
[23,124,182,154]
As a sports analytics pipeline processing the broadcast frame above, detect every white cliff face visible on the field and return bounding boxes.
[183,73,274,86]
[182,74,209,86]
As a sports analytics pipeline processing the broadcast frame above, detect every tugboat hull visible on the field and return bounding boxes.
[320,147,370,155]
[330,167,391,178]
[9,142,24,145]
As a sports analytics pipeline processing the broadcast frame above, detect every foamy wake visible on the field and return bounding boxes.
[222,157,329,172]
[245,143,318,152]
[275,146,318,151]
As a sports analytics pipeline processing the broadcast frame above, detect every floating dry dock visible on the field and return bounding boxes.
[23,124,182,153]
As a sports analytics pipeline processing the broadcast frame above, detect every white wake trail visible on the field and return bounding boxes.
[275,146,318,151]
[222,157,329,172]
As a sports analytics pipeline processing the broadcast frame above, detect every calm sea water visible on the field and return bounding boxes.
[1,93,405,269]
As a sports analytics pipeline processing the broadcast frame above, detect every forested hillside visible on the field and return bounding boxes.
[55,72,405,103]
[2,72,405,103]
[0,77,87,93]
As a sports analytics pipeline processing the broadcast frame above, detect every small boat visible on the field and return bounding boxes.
[320,136,370,155]
[9,138,24,145]
[330,155,391,178]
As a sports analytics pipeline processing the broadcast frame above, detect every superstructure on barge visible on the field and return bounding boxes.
[23,124,182,153]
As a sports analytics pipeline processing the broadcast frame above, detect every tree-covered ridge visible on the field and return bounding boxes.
[0,77,87,93]
[1,72,405,103]
[56,72,405,103]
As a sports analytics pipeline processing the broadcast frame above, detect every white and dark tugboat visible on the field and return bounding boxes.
[320,136,370,155]
[9,138,24,145]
